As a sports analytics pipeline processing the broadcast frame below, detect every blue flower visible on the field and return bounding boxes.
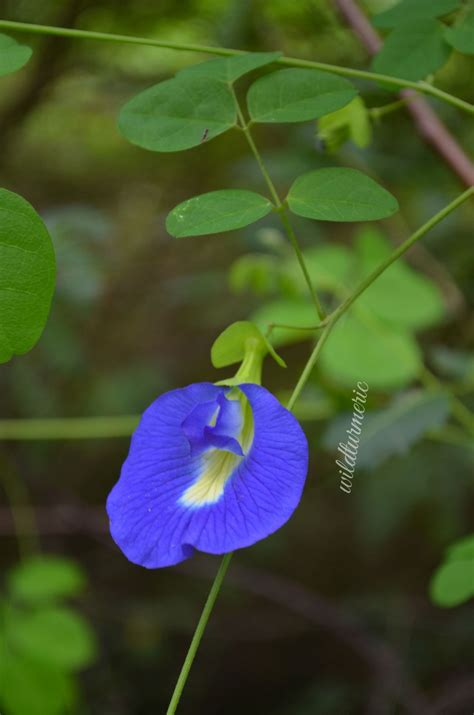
[106,382,308,568]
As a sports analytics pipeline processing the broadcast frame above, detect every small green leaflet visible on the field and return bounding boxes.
[211,320,285,369]
[288,244,353,293]
[229,254,281,296]
[118,75,236,152]
[354,227,444,330]
[287,168,398,222]
[323,390,450,469]
[371,20,451,81]
[0,189,56,364]
[373,0,460,28]
[177,51,282,82]
[430,534,474,607]
[0,33,32,77]
[318,97,372,153]
[9,606,96,670]
[1,654,75,715]
[319,312,422,389]
[445,9,474,55]
[166,190,273,237]
[8,556,86,604]
[247,68,357,123]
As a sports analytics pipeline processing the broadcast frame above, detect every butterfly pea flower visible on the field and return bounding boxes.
[107,323,308,568]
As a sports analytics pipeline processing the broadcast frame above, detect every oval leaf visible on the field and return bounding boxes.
[0,33,32,77]
[166,189,273,237]
[178,51,282,82]
[8,556,86,604]
[1,653,75,715]
[247,68,357,123]
[371,20,451,81]
[430,559,474,607]
[10,606,96,671]
[373,0,460,28]
[354,227,444,330]
[445,9,474,55]
[0,189,56,364]
[320,312,422,390]
[118,75,236,152]
[287,168,398,222]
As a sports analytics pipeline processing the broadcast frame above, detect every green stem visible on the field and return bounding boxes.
[0,415,139,440]
[231,90,326,321]
[287,187,474,412]
[277,208,327,321]
[166,552,233,715]
[369,98,408,121]
[286,324,333,411]
[0,455,40,560]
[327,187,474,327]
[0,20,472,115]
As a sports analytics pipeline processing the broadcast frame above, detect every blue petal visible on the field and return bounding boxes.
[106,382,308,568]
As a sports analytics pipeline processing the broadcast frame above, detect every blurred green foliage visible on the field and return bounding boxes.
[0,0,473,713]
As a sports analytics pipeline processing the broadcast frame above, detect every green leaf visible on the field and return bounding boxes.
[287,168,398,222]
[0,189,56,364]
[296,244,353,293]
[8,556,86,604]
[323,390,450,469]
[251,299,317,347]
[211,320,285,369]
[447,534,474,561]
[0,653,76,715]
[118,75,236,152]
[9,606,96,671]
[445,9,474,55]
[177,51,282,82]
[247,68,357,123]
[320,312,422,389]
[0,33,32,77]
[166,190,273,237]
[430,559,474,607]
[373,0,460,28]
[229,254,281,296]
[354,227,444,330]
[371,20,451,81]
[318,97,372,153]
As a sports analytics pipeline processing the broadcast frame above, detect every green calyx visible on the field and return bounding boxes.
[211,320,285,386]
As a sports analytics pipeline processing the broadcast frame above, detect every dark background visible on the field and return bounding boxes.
[0,0,473,713]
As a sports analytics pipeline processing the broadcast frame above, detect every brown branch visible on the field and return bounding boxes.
[333,0,474,187]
